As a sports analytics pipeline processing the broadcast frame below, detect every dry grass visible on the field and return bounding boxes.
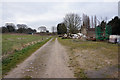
[58,38,118,78]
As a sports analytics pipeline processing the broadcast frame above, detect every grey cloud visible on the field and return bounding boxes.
[1,2,118,32]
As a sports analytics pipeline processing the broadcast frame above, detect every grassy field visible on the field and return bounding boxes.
[58,38,118,78]
[2,34,50,56]
[2,34,51,76]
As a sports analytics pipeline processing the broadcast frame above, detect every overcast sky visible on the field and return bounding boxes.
[0,0,119,32]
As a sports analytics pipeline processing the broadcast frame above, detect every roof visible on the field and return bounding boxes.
[88,28,95,31]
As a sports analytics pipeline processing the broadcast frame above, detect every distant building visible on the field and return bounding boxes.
[80,25,87,36]
[87,28,95,38]
[52,26,57,33]
[80,25,95,38]
[38,26,47,32]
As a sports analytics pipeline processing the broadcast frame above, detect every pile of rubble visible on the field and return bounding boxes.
[62,33,87,40]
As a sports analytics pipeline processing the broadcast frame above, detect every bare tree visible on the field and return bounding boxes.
[91,16,94,28]
[51,26,57,33]
[52,26,55,33]
[82,14,90,29]
[104,17,108,23]
[94,15,97,28]
[64,13,81,34]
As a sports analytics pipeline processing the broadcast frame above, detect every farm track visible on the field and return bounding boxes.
[4,38,74,78]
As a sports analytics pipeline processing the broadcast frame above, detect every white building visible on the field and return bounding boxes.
[38,26,47,32]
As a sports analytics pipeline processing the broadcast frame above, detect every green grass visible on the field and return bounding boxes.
[2,37,51,76]
[2,34,49,55]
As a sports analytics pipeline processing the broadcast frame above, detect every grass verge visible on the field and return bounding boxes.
[51,36,56,42]
[58,38,87,78]
[2,37,51,76]
[58,38,118,78]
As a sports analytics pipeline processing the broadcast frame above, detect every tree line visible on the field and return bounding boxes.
[1,13,120,35]
[57,13,120,35]
[1,23,36,33]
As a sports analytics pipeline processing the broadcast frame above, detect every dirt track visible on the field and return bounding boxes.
[5,38,74,78]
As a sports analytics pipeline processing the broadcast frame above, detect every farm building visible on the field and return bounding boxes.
[80,24,112,41]
[80,25,87,36]
[80,25,95,40]
[87,28,96,38]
